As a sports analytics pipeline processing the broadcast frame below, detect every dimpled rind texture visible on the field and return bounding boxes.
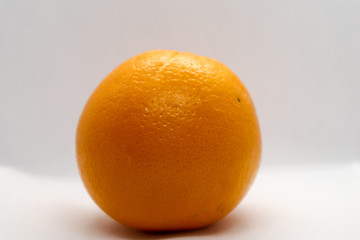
[76,50,261,231]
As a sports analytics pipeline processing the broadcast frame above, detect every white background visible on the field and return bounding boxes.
[1,0,359,176]
[1,1,360,239]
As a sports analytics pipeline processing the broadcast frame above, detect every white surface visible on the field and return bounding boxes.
[1,164,360,240]
[1,0,360,175]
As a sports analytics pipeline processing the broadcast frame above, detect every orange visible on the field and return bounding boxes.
[76,50,261,231]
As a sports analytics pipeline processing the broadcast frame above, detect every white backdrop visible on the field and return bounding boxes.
[1,0,359,176]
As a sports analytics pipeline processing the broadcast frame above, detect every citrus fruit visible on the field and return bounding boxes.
[76,50,261,231]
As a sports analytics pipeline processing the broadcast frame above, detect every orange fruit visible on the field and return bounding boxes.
[76,50,261,231]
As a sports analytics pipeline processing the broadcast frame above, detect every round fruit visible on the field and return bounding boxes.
[76,50,261,231]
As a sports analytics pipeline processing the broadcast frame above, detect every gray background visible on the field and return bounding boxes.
[1,0,359,176]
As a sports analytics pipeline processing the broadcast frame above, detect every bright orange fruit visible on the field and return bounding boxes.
[76,50,261,231]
